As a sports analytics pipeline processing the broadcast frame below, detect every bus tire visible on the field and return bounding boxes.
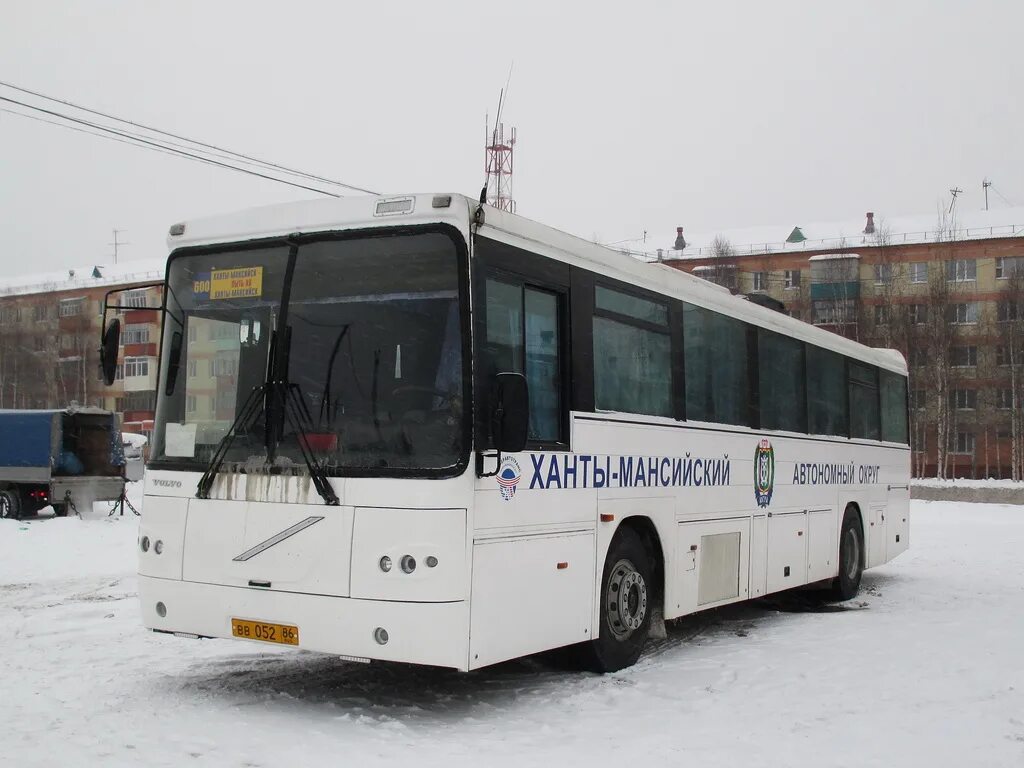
[830,506,864,601]
[577,527,653,673]
[0,489,21,520]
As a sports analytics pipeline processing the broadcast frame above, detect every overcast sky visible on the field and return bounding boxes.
[2,0,1022,275]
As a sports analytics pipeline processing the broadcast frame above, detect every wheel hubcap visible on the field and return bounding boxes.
[843,528,860,580]
[606,559,648,640]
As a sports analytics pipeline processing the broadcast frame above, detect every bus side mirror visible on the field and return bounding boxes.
[491,372,529,453]
[100,319,121,385]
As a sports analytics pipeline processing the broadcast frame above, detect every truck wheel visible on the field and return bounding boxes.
[830,506,864,601]
[576,527,653,673]
[0,490,21,520]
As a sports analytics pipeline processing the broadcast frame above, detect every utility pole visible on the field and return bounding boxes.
[948,188,963,215]
[109,229,129,264]
[982,178,992,211]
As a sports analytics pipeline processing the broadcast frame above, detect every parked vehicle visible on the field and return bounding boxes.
[0,407,126,519]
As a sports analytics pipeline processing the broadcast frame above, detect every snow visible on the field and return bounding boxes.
[913,477,1024,489]
[658,205,1024,260]
[0,257,165,297]
[3,497,1024,767]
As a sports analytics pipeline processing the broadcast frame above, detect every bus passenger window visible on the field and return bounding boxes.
[683,304,750,427]
[758,330,806,433]
[593,286,671,417]
[849,362,880,440]
[880,370,909,444]
[806,345,848,437]
[484,279,563,443]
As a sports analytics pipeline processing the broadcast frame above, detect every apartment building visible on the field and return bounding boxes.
[0,260,164,439]
[659,207,1024,479]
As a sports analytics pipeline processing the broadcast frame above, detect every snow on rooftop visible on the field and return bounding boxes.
[0,257,165,298]
[661,205,1024,260]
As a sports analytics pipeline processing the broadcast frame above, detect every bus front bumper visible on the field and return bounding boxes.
[139,575,470,670]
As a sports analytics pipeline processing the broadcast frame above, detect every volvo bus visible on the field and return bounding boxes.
[102,193,910,672]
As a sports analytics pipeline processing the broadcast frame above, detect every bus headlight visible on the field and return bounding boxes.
[140,536,150,552]
[154,540,164,555]
[378,555,392,573]
[400,555,416,573]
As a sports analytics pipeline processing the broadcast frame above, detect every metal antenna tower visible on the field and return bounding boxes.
[109,229,130,264]
[982,178,992,211]
[484,87,517,212]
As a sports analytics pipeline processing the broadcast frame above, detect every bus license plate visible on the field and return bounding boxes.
[231,618,299,646]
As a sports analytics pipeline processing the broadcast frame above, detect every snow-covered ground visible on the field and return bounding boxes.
[913,477,1024,488]
[3,498,1023,768]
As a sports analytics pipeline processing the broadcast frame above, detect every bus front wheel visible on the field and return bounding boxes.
[577,527,653,673]
[830,506,864,601]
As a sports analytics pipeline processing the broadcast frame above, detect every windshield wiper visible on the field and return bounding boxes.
[282,381,339,505]
[195,379,339,505]
[196,383,268,499]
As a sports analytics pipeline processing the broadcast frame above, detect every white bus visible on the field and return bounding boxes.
[104,193,910,673]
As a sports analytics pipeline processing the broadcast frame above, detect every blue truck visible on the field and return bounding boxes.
[0,407,126,519]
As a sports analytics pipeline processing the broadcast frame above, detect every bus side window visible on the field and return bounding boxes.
[484,278,564,445]
[849,362,881,440]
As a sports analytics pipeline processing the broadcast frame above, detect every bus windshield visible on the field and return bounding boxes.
[150,229,467,475]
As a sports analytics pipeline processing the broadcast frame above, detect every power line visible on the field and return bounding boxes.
[0,95,345,197]
[0,79,378,195]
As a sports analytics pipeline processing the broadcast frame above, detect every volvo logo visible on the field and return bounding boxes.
[152,478,183,488]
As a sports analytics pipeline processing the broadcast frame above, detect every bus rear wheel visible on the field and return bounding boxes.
[577,527,653,673]
[830,506,864,601]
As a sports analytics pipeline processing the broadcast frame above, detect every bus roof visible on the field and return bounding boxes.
[168,193,907,376]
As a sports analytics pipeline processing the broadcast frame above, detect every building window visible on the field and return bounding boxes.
[908,262,928,284]
[909,304,927,324]
[873,263,893,285]
[0,306,22,323]
[812,299,857,326]
[949,388,977,410]
[123,390,154,411]
[784,270,801,290]
[123,323,150,344]
[947,302,979,324]
[752,272,768,291]
[996,257,1021,279]
[99,363,124,382]
[33,304,48,322]
[950,346,978,367]
[187,360,198,377]
[121,289,150,309]
[58,298,84,317]
[188,324,198,342]
[997,389,1014,410]
[911,389,927,410]
[873,306,888,325]
[123,357,149,377]
[997,300,1020,323]
[945,259,976,282]
[950,432,975,455]
[186,395,198,413]
[213,353,239,377]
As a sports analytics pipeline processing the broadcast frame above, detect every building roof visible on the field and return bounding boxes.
[0,258,166,298]
[664,205,1024,260]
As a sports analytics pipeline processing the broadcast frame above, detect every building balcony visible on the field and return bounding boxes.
[124,342,158,357]
[125,309,160,324]
[809,281,861,301]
